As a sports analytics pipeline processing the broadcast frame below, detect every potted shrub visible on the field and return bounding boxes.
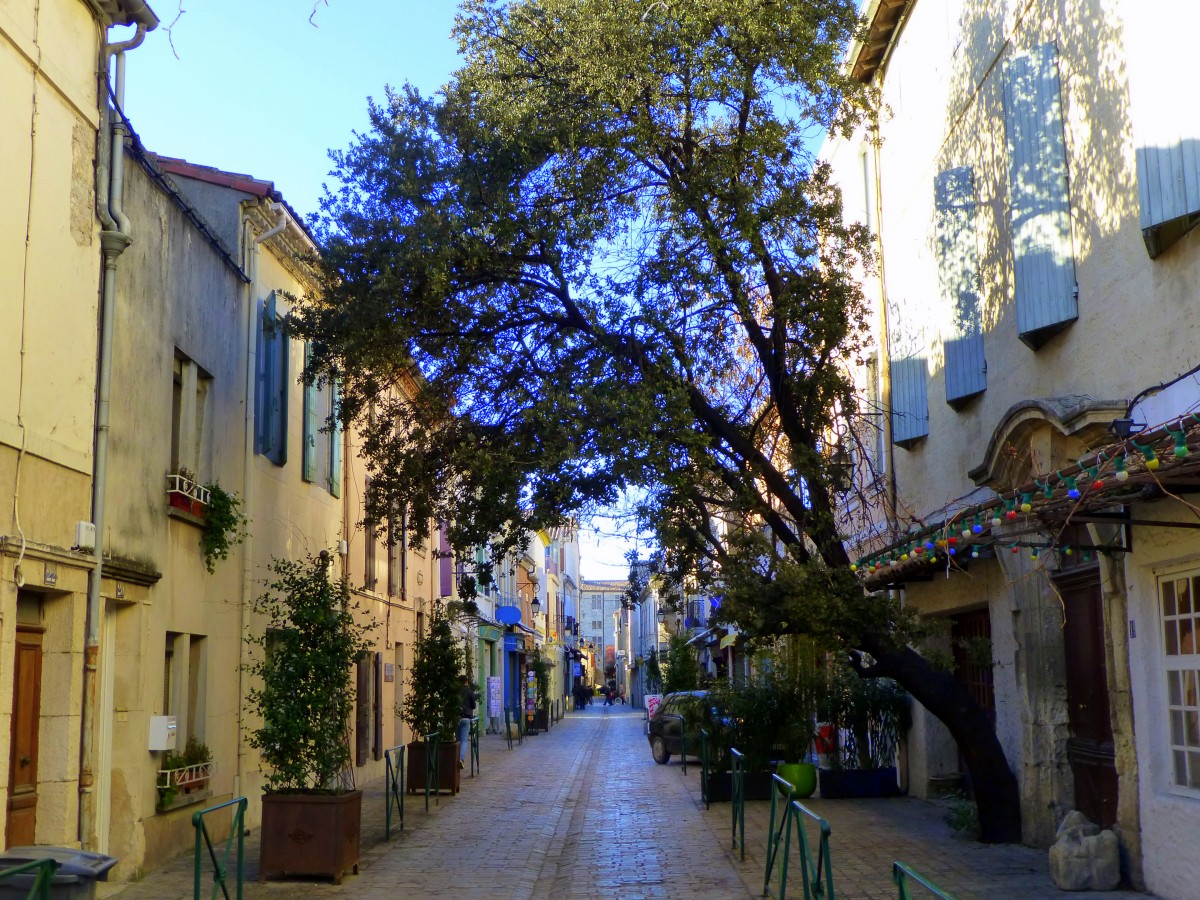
[528,648,552,732]
[704,677,782,801]
[401,602,464,795]
[157,737,213,810]
[817,661,910,799]
[770,637,823,799]
[245,552,372,884]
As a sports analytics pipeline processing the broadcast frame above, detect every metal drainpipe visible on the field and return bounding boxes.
[233,200,287,801]
[79,21,146,851]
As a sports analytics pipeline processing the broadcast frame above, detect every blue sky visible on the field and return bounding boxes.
[124,0,638,579]
[123,1,460,221]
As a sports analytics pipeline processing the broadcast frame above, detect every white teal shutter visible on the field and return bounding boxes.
[935,167,986,408]
[328,380,343,498]
[1002,42,1077,348]
[302,343,317,482]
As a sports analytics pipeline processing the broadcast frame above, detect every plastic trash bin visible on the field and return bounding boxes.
[0,847,117,900]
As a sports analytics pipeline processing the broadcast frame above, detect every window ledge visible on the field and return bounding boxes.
[157,787,212,814]
[167,506,206,529]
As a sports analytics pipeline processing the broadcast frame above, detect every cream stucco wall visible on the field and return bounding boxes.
[825,0,1200,880]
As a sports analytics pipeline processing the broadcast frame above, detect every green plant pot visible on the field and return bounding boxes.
[775,762,817,798]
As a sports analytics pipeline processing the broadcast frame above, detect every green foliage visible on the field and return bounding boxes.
[529,648,552,711]
[200,481,248,573]
[292,0,1016,838]
[662,632,701,694]
[945,792,981,840]
[818,662,910,771]
[643,648,662,693]
[761,636,825,763]
[402,604,464,739]
[163,736,211,771]
[245,554,372,793]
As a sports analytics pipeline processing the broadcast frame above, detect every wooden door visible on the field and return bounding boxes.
[7,628,43,846]
[1055,569,1118,828]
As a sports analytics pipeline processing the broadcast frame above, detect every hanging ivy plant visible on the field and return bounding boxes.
[201,481,248,572]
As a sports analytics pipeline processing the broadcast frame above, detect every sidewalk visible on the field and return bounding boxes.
[98,708,1152,899]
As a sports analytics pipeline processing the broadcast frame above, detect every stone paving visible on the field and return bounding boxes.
[98,706,1153,899]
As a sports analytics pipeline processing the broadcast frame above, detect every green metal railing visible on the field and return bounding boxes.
[0,859,58,899]
[385,743,405,837]
[731,747,747,861]
[699,728,712,807]
[423,731,441,811]
[763,776,833,900]
[192,796,246,900]
[893,862,956,899]
[469,717,481,776]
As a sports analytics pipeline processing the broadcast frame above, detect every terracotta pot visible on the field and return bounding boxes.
[259,790,361,884]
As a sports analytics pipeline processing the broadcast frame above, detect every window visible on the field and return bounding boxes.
[255,292,288,466]
[591,596,603,610]
[302,342,343,496]
[1160,571,1200,791]
[171,354,211,477]
[163,632,206,746]
[592,620,603,632]
[387,515,401,597]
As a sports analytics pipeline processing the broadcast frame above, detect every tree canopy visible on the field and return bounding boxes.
[295,0,1022,841]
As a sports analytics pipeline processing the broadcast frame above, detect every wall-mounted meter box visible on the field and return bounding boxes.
[148,715,177,751]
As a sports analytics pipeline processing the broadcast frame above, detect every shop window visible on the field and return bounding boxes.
[1160,571,1200,792]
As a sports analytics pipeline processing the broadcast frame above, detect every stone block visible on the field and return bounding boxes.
[1049,810,1120,891]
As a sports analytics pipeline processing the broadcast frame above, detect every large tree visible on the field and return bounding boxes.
[296,0,1021,841]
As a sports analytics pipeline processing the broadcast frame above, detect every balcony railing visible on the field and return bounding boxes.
[166,472,210,516]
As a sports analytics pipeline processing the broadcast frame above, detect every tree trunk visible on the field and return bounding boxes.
[865,641,1022,844]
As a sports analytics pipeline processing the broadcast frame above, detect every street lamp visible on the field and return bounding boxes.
[657,607,667,624]
[530,596,541,615]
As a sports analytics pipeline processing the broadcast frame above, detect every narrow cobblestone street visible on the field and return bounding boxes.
[101,706,1149,899]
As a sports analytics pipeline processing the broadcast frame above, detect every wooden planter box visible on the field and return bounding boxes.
[405,740,461,795]
[818,766,901,799]
[259,790,362,884]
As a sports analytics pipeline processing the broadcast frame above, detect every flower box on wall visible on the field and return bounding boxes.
[166,472,210,518]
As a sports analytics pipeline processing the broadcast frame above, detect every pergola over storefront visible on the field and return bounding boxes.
[856,398,1200,589]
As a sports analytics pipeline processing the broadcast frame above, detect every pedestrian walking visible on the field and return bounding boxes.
[618,686,626,705]
[457,674,478,769]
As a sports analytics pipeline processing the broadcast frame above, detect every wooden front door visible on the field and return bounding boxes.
[7,627,43,846]
[1055,568,1118,828]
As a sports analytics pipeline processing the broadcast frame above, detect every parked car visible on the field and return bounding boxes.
[645,691,710,764]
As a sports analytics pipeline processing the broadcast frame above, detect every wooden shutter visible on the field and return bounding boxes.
[1125,3,1200,256]
[328,381,343,497]
[254,295,273,455]
[1002,42,1077,348]
[439,524,453,598]
[269,300,289,466]
[888,299,929,448]
[355,656,371,766]
[302,343,318,482]
[935,167,987,408]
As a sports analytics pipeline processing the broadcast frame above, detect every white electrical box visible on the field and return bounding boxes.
[75,521,96,552]
[148,715,177,751]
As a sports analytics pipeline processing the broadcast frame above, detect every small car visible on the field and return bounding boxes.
[645,690,710,764]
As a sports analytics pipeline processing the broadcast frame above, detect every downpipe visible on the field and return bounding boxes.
[79,21,146,851]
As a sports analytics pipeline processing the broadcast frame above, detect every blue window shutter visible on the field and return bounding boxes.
[302,343,317,482]
[935,167,987,408]
[255,292,276,456]
[265,294,288,467]
[329,380,343,498]
[1003,42,1077,348]
[890,355,929,447]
